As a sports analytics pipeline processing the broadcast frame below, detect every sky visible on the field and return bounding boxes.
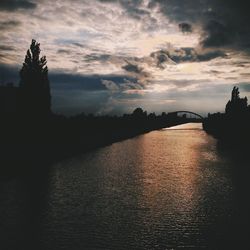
[1,0,250,116]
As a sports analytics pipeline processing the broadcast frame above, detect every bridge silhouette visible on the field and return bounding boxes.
[168,111,204,120]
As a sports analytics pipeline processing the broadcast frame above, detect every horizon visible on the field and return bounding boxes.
[1,0,250,116]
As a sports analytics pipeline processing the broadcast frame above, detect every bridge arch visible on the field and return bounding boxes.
[169,111,204,119]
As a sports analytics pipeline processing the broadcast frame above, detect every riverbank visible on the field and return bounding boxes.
[203,115,250,151]
[203,87,250,149]
[0,112,193,177]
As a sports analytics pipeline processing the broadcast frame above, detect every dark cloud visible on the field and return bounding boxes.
[150,47,226,67]
[0,0,36,11]
[0,45,15,51]
[179,22,192,33]
[240,73,250,77]
[149,0,205,23]
[84,53,111,63]
[201,20,231,47]
[72,42,86,48]
[196,50,226,61]
[122,61,150,83]
[99,0,250,50]
[108,79,144,92]
[100,78,144,93]
[151,0,250,49]
[122,61,143,74]
[236,63,250,68]
[57,49,71,54]
[124,6,151,20]
[50,72,138,91]
[50,72,142,115]
[150,50,175,68]
[208,70,222,75]
[0,20,21,30]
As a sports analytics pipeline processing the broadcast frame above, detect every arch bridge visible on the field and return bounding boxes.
[168,111,204,120]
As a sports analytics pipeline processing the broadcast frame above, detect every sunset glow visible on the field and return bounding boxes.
[1,0,250,115]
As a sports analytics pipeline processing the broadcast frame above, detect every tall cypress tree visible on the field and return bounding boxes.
[19,39,51,117]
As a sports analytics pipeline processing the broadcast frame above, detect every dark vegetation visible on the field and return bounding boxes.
[203,86,250,147]
[0,40,196,175]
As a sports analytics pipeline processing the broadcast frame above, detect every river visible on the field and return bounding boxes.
[0,123,249,249]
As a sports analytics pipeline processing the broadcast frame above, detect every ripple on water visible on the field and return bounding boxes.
[1,123,249,250]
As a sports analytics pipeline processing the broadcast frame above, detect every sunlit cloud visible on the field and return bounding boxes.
[1,0,250,115]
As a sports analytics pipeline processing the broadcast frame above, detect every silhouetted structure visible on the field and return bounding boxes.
[168,111,203,120]
[18,39,51,118]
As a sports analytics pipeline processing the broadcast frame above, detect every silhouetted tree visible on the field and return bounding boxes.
[19,39,51,117]
[132,107,147,119]
[225,86,248,115]
[148,112,156,119]
[231,86,239,101]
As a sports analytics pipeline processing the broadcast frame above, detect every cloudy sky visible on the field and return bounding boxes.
[1,0,250,115]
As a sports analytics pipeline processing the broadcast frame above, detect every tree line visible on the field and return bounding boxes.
[203,86,250,147]
[0,40,194,171]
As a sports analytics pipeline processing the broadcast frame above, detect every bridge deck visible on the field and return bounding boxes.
[168,111,203,119]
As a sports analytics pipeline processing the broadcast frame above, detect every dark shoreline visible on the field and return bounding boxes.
[0,114,194,178]
[202,87,250,151]
[202,114,250,149]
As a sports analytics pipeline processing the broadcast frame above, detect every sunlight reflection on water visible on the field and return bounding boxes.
[1,123,249,250]
[42,123,235,249]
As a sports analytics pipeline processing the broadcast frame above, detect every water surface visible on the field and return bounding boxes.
[1,123,249,249]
